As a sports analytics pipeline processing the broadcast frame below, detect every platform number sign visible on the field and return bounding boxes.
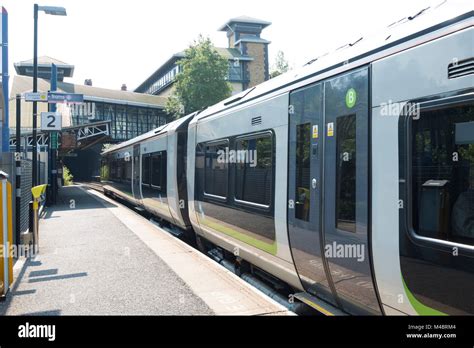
[41,112,62,131]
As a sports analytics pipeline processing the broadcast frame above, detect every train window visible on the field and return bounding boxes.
[117,159,124,181]
[204,141,228,198]
[142,155,151,185]
[295,123,311,221]
[109,159,117,181]
[123,157,132,182]
[411,102,474,246]
[151,151,167,192]
[336,114,356,233]
[151,153,161,188]
[235,133,273,206]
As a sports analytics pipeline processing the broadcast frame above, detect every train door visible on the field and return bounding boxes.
[287,82,339,307]
[321,67,381,314]
[132,144,142,202]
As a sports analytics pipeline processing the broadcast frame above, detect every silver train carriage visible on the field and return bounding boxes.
[101,1,474,315]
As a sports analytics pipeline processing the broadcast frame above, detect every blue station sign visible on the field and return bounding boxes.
[47,92,84,104]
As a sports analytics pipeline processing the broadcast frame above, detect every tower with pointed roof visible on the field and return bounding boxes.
[219,16,271,89]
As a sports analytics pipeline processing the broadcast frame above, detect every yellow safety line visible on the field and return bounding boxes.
[299,296,335,316]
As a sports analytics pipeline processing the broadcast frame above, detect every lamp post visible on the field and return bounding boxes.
[32,4,66,187]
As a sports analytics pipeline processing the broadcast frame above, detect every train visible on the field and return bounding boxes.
[100,1,473,315]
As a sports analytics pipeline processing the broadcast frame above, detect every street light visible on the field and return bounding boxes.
[32,4,67,187]
[38,6,67,16]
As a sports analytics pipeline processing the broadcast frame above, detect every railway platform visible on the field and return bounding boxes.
[0,185,292,316]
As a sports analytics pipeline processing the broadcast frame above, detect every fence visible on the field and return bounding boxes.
[19,159,32,234]
[0,153,47,247]
[0,153,16,245]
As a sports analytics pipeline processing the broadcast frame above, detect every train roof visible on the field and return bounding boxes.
[195,0,473,121]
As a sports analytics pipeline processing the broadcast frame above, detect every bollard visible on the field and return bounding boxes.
[31,184,47,254]
[0,171,14,298]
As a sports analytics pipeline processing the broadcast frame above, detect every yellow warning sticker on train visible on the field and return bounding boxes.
[312,125,318,139]
[327,122,334,137]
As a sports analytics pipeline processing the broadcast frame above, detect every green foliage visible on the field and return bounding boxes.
[100,163,109,181]
[166,35,232,120]
[165,95,185,120]
[270,50,290,79]
[101,143,113,152]
[459,144,474,163]
[63,166,74,186]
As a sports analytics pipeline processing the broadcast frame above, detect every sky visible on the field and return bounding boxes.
[2,0,441,92]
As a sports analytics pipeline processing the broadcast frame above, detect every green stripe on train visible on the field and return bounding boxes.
[402,278,447,316]
[200,218,277,255]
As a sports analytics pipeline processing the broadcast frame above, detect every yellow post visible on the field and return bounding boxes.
[0,173,4,295]
[7,182,13,288]
[31,184,47,253]
[0,171,14,297]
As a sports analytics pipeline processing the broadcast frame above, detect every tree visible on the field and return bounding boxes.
[270,50,290,79]
[101,143,113,152]
[166,35,232,119]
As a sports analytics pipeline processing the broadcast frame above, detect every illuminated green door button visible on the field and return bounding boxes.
[346,88,357,109]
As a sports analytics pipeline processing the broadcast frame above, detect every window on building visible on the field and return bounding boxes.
[115,106,127,140]
[235,133,273,206]
[104,104,114,122]
[145,65,180,95]
[160,111,168,126]
[127,107,138,138]
[95,103,104,120]
[149,109,160,130]
[411,101,474,246]
[228,62,243,81]
[204,141,229,198]
[138,108,148,134]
